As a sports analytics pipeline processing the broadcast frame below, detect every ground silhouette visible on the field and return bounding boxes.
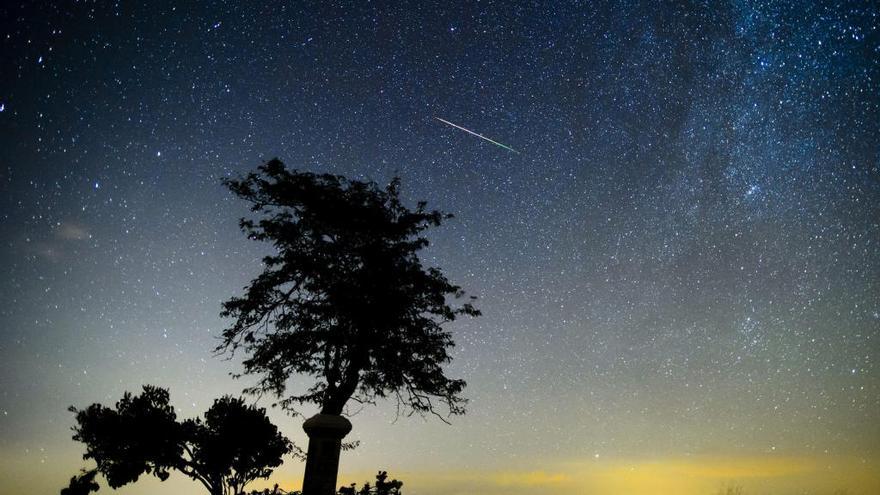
[64,385,291,495]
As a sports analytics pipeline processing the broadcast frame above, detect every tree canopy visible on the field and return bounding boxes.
[218,159,479,419]
[67,385,292,495]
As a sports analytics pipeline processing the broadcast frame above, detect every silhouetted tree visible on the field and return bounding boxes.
[69,386,181,488]
[218,159,479,419]
[219,160,478,495]
[184,396,293,495]
[67,386,292,495]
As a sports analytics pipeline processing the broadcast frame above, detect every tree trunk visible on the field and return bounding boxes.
[301,414,352,495]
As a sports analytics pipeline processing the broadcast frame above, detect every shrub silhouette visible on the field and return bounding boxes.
[337,471,402,495]
[65,385,292,495]
[237,472,402,495]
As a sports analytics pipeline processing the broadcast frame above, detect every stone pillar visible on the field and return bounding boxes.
[301,413,353,495]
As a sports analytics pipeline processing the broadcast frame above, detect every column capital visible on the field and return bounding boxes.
[302,413,353,439]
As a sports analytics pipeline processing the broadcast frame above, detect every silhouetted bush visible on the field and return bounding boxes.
[240,472,403,495]
[338,471,403,495]
[243,484,284,495]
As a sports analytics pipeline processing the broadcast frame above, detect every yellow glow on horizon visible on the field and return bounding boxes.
[335,455,880,495]
[489,470,572,486]
[25,450,878,495]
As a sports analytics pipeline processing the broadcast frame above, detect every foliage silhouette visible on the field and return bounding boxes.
[60,469,99,495]
[239,472,403,495]
[218,159,480,420]
[69,385,180,488]
[244,484,284,495]
[67,385,292,495]
[337,471,403,495]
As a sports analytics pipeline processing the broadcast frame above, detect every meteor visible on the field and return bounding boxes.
[434,117,520,154]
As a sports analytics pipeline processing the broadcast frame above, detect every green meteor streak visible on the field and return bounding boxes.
[434,117,520,154]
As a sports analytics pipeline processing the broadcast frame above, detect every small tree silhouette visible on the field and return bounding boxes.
[66,385,292,495]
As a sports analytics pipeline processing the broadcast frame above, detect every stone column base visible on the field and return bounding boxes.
[301,414,353,495]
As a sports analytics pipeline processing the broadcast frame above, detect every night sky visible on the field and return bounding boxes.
[1,2,879,494]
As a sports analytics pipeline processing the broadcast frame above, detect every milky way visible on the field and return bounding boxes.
[1,2,878,494]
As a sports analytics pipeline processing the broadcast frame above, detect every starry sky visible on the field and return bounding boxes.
[1,2,878,494]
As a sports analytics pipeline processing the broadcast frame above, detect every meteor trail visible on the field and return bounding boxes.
[434,117,520,154]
